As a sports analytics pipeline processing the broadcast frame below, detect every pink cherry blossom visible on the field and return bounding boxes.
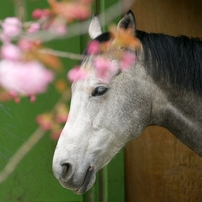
[87,40,100,55]
[51,129,62,140]
[0,33,10,43]
[80,0,93,3]
[36,113,53,131]
[27,22,40,33]
[74,5,91,20]
[67,66,88,82]
[0,60,54,96]
[1,43,22,61]
[46,16,67,36]
[94,56,115,81]
[56,113,68,123]
[32,9,43,19]
[18,39,33,51]
[32,9,51,19]
[30,95,36,102]
[121,51,136,70]
[1,17,22,38]
[55,103,68,123]
[41,9,52,18]
[49,23,67,36]
[48,0,91,21]
[10,91,20,103]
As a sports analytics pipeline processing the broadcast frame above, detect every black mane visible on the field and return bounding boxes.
[137,30,202,94]
[82,31,202,95]
[94,32,111,43]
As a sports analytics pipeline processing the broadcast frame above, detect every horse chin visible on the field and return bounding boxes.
[59,170,96,195]
[74,173,96,195]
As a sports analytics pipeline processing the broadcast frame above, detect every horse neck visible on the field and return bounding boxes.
[136,31,202,156]
[150,82,202,156]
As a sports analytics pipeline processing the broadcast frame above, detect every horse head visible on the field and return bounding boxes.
[52,11,152,194]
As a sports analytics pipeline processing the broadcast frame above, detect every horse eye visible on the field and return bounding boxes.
[92,86,108,96]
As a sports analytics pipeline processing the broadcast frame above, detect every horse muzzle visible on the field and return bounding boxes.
[53,160,95,194]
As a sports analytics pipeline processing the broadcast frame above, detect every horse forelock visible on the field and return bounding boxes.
[80,32,112,64]
[137,30,202,95]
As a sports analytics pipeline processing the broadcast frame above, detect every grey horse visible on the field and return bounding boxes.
[52,10,202,194]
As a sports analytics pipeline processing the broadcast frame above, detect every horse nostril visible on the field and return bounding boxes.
[61,163,71,180]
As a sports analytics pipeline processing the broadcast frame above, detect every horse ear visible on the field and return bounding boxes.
[88,15,103,39]
[117,10,136,35]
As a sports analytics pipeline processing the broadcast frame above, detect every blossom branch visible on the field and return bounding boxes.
[14,0,27,21]
[20,0,136,42]
[0,127,44,184]
[39,48,84,60]
[0,89,70,184]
